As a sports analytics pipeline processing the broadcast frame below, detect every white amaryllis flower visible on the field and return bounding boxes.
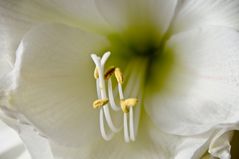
[1,0,239,159]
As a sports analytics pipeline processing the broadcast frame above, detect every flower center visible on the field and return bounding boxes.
[91,52,144,143]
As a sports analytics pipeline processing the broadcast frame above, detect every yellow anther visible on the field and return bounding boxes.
[115,67,124,84]
[94,67,99,79]
[120,100,129,113]
[124,98,138,107]
[120,98,138,113]
[93,99,109,109]
[104,66,116,80]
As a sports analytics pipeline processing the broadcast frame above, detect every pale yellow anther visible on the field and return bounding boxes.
[93,99,109,109]
[94,67,99,79]
[120,100,129,113]
[115,67,124,84]
[104,66,116,80]
[120,98,138,113]
[124,98,138,107]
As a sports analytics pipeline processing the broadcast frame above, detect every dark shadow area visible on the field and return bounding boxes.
[231,131,239,159]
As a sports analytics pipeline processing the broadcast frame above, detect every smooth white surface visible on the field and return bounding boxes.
[0,120,31,159]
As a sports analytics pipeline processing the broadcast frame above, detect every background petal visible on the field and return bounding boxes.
[39,0,111,33]
[0,0,111,74]
[209,124,239,159]
[145,27,239,136]
[11,23,110,146]
[171,0,239,34]
[95,0,178,35]
[0,108,53,159]
[19,124,54,159]
[0,120,30,159]
[0,0,78,64]
[49,113,210,159]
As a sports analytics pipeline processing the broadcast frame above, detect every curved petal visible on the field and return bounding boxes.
[209,124,239,159]
[209,131,233,159]
[49,113,210,159]
[0,107,53,159]
[95,0,178,35]
[0,120,29,159]
[0,58,13,93]
[39,0,111,33]
[146,27,239,136]
[19,124,54,159]
[171,0,239,34]
[0,0,111,73]
[50,115,166,159]
[0,0,79,64]
[149,123,211,159]
[10,23,110,146]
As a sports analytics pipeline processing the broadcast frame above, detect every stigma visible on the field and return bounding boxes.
[91,51,139,143]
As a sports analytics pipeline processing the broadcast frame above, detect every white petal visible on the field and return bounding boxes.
[0,108,53,159]
[18,124,54,159]
[0,118,31,159]
[171,0,239,33]
[0,58,12,77]
[146,27,239,136]
[95,0,178,34]
[50,116,165,159]
[0,58,13,93]
[149,126,211,159]
[49,114,210,159]
[0,0,109,71]
[209,124,239,159]
[0,0,79,64]
[39,0,111,33]
[11,23,109,146]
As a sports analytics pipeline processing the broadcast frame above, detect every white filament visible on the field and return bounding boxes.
[117,82,135,142]
[100,109,113,141]
[124,113,130,143]
[96,79,101,98]
[102,105,119,132]
[129,106,135,141]
[118,83,124,99]
[108,78,120,111]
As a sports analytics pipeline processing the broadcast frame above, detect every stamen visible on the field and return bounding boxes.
[120,98,138,113]
[118,83,124,100]
[124,98,138,107]
[96,79,101,98]
[91,52,142,143]
[108,78,120,111]
[94,67,99,79]
[129,107,135,141]
[100,109,113,141]
[91,52,120,140]
[115,68,124,84]
[104,66,116,80]
[102,105,119,132]
[93,99,109,109]
[123,113,130,143]
[116,70,137,143]
[120,100,129,113]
